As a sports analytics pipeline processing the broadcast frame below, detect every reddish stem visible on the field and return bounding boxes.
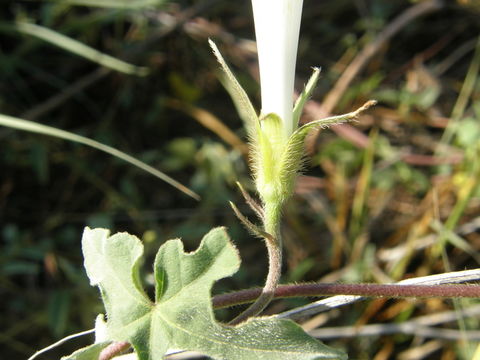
[95,283,480,359]
[212,283,480,309]
[99,341,130,360]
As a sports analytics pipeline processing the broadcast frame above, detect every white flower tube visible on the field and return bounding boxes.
[251,0,304,138]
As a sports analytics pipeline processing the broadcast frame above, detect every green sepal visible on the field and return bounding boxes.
[292,67,321,129]
[292,100,377,143]
[209,39,259,144]
[278,103,377,201]
[260,112,286,153]
[255,113,286,204]
[253,67,322,207]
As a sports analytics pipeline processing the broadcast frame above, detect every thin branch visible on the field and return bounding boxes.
[21,68,109,121]
[397,341,445,360]
[27,329,95,360]
[378,215,480,264]
[211,268,480,315]
[278,268,480,319]
[310,304,480,340]
[213,283,480,310]
[167,270,480,358]
[313,323,480,341]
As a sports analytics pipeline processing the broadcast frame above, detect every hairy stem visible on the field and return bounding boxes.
[214,283,480,309]
[229,236,282,325]
[98,341,130,360]
[229,203,283,325]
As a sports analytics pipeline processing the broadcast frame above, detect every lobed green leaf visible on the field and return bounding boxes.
[79,227,346,360]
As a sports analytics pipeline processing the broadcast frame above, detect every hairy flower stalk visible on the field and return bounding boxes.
[228,0,305,325]
[210,0,375,324]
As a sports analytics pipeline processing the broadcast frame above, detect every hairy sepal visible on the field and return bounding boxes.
[279,101,377,196]
[292,67,321,130]
[255,113,288,205]
[277,117,341,197]
[209,39,258,144]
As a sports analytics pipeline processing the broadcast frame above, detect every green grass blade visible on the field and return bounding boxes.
[55,0,164,8]
[12,22,149,76]
[440,36,480,146]
[0,114,200,200]
[431,220,480,264]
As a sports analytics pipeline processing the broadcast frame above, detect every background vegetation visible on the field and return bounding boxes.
[1,0,480,359]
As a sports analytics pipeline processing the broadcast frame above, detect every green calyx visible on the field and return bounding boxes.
[210,41,316,206]
[210,40,375,233]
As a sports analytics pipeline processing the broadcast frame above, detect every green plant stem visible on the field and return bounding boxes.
[229,203,283,325]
